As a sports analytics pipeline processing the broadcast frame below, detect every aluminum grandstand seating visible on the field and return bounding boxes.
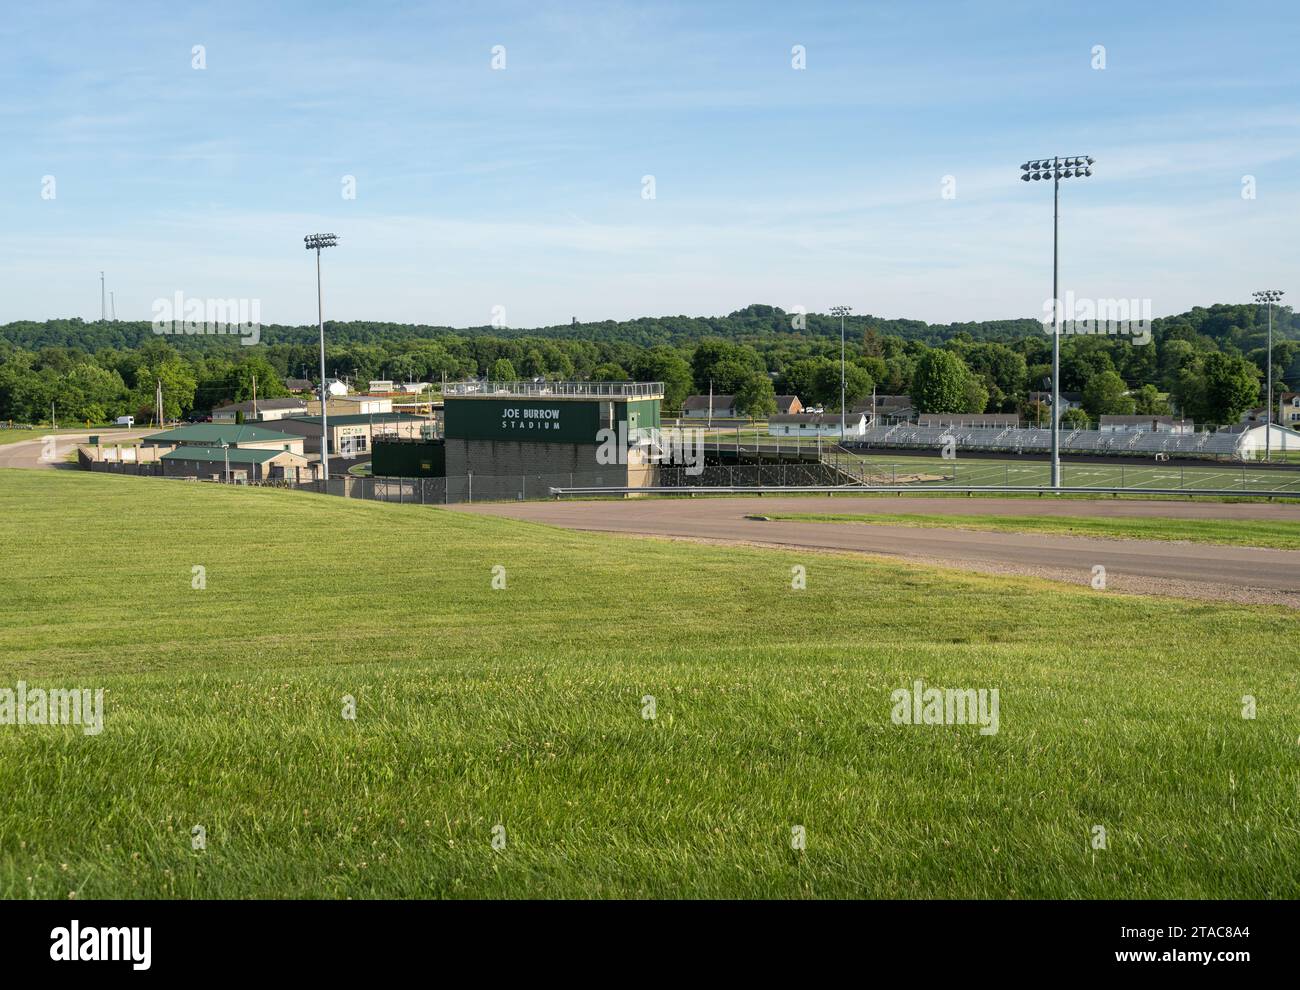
[852,425,1246,460]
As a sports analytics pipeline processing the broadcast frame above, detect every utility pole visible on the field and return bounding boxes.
[252,374,258,420]
[100,272,106,322]
[156,379,164,427]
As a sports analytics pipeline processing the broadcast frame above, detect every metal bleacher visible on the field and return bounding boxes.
[853,424,1247,460]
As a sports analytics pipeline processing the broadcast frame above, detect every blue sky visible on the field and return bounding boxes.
[1,0,1296,327]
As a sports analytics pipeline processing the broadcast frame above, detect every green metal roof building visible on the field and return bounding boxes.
[158,444,312,482]
[270,412,432,460]
[142,424,303,449]
[285,413,429,427]
[159,445,289,464]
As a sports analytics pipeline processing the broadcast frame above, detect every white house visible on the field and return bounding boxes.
[211,398,308,423]
[1277,393,1300,429]
[767,412,867,438]
[331,395,393,415]
[1098,415,1193,434]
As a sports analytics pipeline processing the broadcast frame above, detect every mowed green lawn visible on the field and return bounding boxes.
[760,511,1300,550]
[1,469,1297,899]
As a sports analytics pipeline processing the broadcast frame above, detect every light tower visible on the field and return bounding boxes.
[304,233,339,484]
[830,305,852,438]
[1252,288,1285,461]
[1020,155,1095,488]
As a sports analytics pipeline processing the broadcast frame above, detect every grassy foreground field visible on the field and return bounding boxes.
[1,469,1297,899]
[760,511,1300,550]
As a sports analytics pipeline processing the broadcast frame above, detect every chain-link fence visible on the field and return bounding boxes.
[255,471,629,503]
[246,457,1300,501]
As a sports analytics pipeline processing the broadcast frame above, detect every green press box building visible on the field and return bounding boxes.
[441,381,664,485]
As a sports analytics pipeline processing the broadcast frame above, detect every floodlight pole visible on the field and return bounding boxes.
[831,305,851,439]
[1267,296,1273,462]
[1020,154,1094,488]
[305,234,339,486]
[316,247,328,483]
[1253,289,1285,462]
[1051,159,1061,488]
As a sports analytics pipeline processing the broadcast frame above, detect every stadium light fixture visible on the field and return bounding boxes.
[304,233,340,485]
[1252,288,1286,462]
[830,305,852,437]
[1019,154,1096,488]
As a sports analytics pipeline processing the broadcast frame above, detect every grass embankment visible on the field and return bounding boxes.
[0,469,1296,898]
[759,511,1300,551]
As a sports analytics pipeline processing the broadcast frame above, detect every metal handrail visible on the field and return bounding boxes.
[441,380,664,398]
[549,484,1300,499]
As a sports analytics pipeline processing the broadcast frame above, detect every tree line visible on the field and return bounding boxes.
[0,302,1294,427]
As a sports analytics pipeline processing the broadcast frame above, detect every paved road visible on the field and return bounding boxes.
[451,496,1300,605]
[0,431,149,469]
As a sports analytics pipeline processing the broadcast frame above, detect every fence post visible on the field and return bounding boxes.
[468,472,473,503]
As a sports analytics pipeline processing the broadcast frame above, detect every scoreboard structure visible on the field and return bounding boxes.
[441,381,665,487]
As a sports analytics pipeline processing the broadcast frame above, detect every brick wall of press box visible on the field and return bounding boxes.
[445,438,630,482]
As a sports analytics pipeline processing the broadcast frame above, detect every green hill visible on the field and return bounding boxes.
[0,470,1296,897]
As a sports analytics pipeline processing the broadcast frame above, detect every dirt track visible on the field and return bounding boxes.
[451,496,1300,607]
